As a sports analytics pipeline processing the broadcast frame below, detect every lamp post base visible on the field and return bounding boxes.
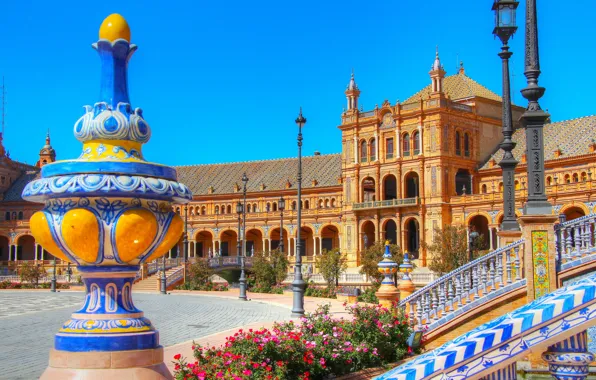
[41,347,172,380]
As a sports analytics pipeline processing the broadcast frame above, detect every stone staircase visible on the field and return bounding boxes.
[133,266,183,292]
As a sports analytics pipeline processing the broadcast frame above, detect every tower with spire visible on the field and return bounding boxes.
[345,70,360,111]
[429,46,446,94]
[37,131,56,167]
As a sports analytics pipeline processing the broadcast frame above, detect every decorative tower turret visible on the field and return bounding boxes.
[37,131,56,167]
[22,14,191,379]
[345,70,360,111]
[429,47,446,94]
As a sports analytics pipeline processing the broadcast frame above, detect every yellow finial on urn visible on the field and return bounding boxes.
[99,13,131,42]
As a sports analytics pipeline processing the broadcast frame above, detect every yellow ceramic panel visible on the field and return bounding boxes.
[115,209,157,263]
[62,209,100,263]
[30,212,72,263]
[144,213,183,262]
[99,14,131,42]
[80,140,144,162]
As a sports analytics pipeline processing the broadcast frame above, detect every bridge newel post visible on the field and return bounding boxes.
[542,331,594,380]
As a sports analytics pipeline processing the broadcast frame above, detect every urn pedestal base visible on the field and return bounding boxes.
[41,347,172,380]
[376,283,399,309]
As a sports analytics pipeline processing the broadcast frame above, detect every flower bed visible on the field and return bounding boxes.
[173,303,415,380]
[304,286,336,299]
[249,283,285,294]
[177,281,229,292]
[0,280,71,290]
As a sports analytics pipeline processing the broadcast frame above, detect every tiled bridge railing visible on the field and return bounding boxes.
[556,214,596,272]
[399,240,526,333]
[377,272,596,380]
[207,256,253,269]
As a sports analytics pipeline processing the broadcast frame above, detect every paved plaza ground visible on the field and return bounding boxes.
[0,290,297,380]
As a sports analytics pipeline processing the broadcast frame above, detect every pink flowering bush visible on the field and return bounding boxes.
[173,303,415,379]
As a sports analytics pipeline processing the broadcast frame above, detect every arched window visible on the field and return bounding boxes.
[403,133,410,156]
[455,131,461,155]
[464,133,470,157]
[253,203,258,212]
[18,211,23,220]
[546,176,552,186]
[581,172,588,182]
[201,206,206,215]
[305,200,310,209]
[266,203,271,212]
[573,173,579,183]
[227,205,232,214]
[481,184,487,194]
[215,206,220,214]
[325,199,329,208]
[565,174,571,184]
[319,199,324,209]
[220,205,225,214]
[369,138,376,161]
[190,208,195,216]
[292,201,297,210]
[330,198,336,207]
[499,182,504,192]
[413,131,420,155]
[272,202,278,212]
[247,204,252,213]
[4,212,9,221]
[360,140,367,162]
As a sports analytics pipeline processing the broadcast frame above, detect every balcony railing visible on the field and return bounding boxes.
[353,197,418,210]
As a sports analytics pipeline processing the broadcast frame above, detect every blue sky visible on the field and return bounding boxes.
[0,0,594,167]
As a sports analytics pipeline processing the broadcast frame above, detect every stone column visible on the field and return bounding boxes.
[353,136,358,164]
[318,237,323,255]
[395,129,400,158]
[518,214,558,302]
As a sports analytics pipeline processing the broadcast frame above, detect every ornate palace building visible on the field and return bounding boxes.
[1,51,595,273]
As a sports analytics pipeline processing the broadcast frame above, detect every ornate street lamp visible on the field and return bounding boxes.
[520,0,552,214]
[51,258,57,292]
[239,173,249,301]
[292,108,306,317]
[184,205,189,265]
[160,252,166,295]
[279,196,285,253]
[493,0,520,231]
[236,201,244,297]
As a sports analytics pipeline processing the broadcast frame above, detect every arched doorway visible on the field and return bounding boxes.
[361,221,375,250]
[563,206,585,221]
[17,235,36,260]
[0,236,9,260]
[383,220,397,246]
[245,229,263,255]
[297,226,314,257]
[383,175,397,200]
[219,230,239,256]
[362,177,376,202]
[320,225,339,253]
[455,169,472,195]
[404,172,419,198]
[405,219,420,259]
[469,215,490,251]
[195,231,214,257]
[270,227,289,254]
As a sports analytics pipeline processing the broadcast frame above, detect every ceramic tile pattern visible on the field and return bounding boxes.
[531,230,550,299]
[375,272,596,380]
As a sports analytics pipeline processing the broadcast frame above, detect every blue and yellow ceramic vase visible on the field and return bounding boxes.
[376,240,399,308]
[22,14,191,379]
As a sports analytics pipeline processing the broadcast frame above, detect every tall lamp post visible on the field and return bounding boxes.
[236,201,243,297]
[292,108,306,317]
[493,0,520,231]
[51,258,57,292]
[183,204,188,285]
[520,0,551,215]
[239,173,249,301]
[279,196,285,253]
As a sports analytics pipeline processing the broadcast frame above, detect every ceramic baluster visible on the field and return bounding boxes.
[416,297,422,328]
[565,226,573,260]
[456,273,462,307]
[514,245,521,281]
[497,250,504,287]
[489,257,495,292]
[439,282,446,314]
[575,226,582,258]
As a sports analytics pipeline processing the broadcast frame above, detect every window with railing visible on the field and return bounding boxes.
[464,133,470,157]
[369,138,376,161]
[360,140,367,162]
[385,138,394,159]
[455,131,461,156]
[413,131,420,155]
[403,133,410,156]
